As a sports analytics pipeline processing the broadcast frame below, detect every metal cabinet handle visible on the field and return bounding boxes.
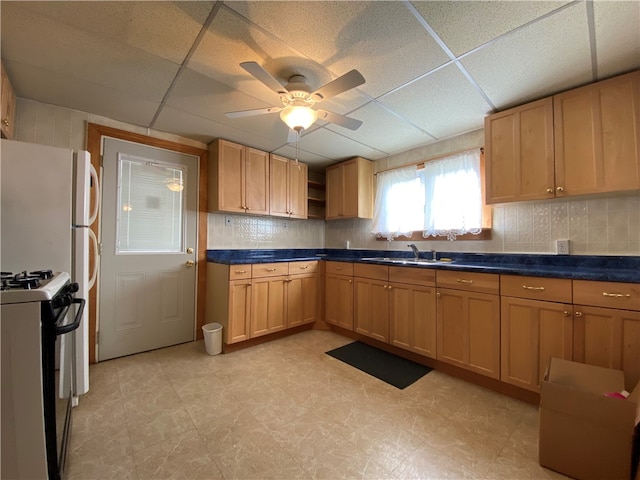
[602,292,631,298]
[522,285,545,291]
[336,266,343,271]
[556,186,564,193]
[299,265,309,269]
[575,311,583,318]
[2,119,9,127]
[457,279,474,284]
[266,268,277,272]
[563,311,571,317]
[546,188,553,193]
[235,270,247,274]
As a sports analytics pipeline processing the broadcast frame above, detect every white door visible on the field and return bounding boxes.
[98,138,198,361]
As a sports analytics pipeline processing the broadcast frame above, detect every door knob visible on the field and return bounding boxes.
[186,260,195,267]
[187,247,194,254]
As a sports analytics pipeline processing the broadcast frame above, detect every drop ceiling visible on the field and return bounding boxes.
[1,1,639,169]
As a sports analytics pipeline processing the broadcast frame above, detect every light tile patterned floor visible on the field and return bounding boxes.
[68,330,570,479]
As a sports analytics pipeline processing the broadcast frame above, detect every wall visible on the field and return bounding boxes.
[14,99,640,256]
[325,129,640,256]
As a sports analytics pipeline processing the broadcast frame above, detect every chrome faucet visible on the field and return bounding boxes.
[430,249,437,261]
[407,244,420,259]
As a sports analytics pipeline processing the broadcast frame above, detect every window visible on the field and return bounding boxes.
[372,149,485,241]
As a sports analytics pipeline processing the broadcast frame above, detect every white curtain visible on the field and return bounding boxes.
[422,150,482,241]
[371,165,425,240]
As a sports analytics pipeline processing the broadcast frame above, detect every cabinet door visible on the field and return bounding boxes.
[573,305,640,390]
[325,273,353,330]
[341,159,359,218]
[288,160,308,219]
[245,147,270,215]
[227,280,252,344]
[554,71,640,196]
[1,62,16,140]
[269,154,289,217]
[325,164,343,219]
[215,140,245,213]
[287,273,317,327]
[354,277,389,342]
[501,297,573,392]
[389,282,437,358]
[485,97,555,204]
[437,288,500,379]
[251,276,287,338]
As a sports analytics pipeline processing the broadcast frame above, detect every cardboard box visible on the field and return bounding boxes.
[539,358,640,480]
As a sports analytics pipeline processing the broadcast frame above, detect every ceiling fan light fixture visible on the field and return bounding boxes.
[280,105,317,131]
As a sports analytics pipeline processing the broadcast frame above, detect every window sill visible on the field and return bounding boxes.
[376,228,492,241]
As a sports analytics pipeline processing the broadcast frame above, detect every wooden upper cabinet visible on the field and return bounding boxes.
[554,71,640,197]
[269,154,308,219]
[485,98,555,204]
[325,157,373,220]
[208,139,269,215]
[1,62,16,139]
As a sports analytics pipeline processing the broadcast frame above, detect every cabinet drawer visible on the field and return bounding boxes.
[389,266,436,286]
[573,280,640,311]
[252,262,289,278]
[325,261,353,276]
[288,260,318,274]
[501,275,572,303]
[354,263,388,281]
[229,265,252,280]
[436,270,499,294]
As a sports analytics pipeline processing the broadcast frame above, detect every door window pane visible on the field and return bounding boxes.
[116,154,185,253]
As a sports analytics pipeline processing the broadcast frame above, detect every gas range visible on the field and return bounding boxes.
[0,270,71,304]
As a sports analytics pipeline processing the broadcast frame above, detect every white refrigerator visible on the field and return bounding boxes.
[1,139,99,397]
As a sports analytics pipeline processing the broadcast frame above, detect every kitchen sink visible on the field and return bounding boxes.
[360,257,454,265]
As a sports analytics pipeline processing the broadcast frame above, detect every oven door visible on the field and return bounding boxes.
[44,296,84,480]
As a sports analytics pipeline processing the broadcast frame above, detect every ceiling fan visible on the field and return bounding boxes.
[226,62,366,138]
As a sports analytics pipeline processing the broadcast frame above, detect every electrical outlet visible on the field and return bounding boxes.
[283,221,288,229]
[556,239,570,255]
[225,215,233,226]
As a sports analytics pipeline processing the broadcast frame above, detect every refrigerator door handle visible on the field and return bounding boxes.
[88,228,99,290]
[89,164,100,226]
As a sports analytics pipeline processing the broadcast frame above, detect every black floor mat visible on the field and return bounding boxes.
[326,341,432,389]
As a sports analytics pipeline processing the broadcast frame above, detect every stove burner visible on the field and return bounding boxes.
[0,270,52,290]
[30,269,54,280]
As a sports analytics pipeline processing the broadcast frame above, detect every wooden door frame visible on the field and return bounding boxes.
[87,123,208,363]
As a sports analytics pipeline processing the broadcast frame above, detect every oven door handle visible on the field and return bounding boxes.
[56,298,86,335]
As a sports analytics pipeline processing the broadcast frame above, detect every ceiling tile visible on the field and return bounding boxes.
[1,4,179,102]
[154,106,290,153]
[326,101,436,155]
[1,1,214,64]
[412,1,571,56]
[5,60,160,127]
[378,64,490,139]
[225,1,450,98]
[593,1,640,78]
[460,2,593,109]
[290,127,386,162]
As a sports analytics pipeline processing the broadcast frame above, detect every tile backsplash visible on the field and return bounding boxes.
[207,214,325,249]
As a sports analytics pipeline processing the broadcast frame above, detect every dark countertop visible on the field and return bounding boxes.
[206,248,640,283]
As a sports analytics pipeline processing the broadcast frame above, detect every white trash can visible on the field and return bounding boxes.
[202,322,223,355]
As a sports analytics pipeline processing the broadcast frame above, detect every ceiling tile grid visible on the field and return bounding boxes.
[1,1,639,169]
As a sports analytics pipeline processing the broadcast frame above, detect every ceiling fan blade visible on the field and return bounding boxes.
[225,106,282,118]
[316,109,363,131]
[311,70,365,101]
[240,61,288,96]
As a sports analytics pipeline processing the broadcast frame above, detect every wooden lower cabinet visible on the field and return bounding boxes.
[389,281,437,358]
[501,297,573,392]
[436,272,501,379]
[573,305,640,390]
[354,277,389,342]
[287,273,318,328]
[325,273,354,330]
[251,275,287,338]
[227,279,252,344]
